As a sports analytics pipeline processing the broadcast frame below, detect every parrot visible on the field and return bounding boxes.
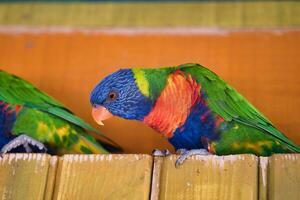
[0,70,121,155]
[90,63,300,167]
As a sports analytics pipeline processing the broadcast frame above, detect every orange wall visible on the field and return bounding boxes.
[1,30,300,153]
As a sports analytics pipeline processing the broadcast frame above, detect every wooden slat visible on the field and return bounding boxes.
[0,2,299,28]
[155,154,258,200]
[2,153,300,199]
[53,154,152,200]
[150,157,163,200]
[268,154,300,200]
[44,156,58,200]
[0,154,51,200]
[259,157,269,200]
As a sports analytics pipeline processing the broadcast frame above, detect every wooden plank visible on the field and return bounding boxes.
[53,154,153,200]
[44,156,58,200]
[150,157,163,200]
[0,2,299,28]
[157,154,258,200]
[268,154,300,200]
[0,154,51,200]
[259,157,269,200]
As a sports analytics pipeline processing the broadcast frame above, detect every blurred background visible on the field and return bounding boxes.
[0,0,299,153]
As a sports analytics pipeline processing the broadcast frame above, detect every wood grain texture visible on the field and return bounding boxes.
[0,153,300,199]
[44,156,58,200]
[157,154,258,200]
[0,30,300,153]
[259,157,269,200]
[150,157,163,200]
[0,154,51,200]
[0,2,299,28]
[53,154,153,200]
[268,154,300,200]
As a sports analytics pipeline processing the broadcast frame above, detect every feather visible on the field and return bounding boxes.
[0,70,121,154]
[181,64,300,153]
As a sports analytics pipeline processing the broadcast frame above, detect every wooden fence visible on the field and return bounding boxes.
[0,154,299,200]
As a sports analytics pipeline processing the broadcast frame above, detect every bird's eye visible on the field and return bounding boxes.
[107,91,118,101]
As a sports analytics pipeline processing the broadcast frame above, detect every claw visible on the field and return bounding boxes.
[0,134,47,154]
[175,149,212,168]
[152,149,171,157]
[176,148,188,155]
[23,143,32,153]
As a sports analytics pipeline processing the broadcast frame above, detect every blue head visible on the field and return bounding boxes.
[90,69,152,122]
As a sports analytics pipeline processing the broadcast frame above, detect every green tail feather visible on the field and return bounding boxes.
[179,63,300,153]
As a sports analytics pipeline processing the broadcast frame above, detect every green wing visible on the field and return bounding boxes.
[0,70,118,147]
[181,64,300,153]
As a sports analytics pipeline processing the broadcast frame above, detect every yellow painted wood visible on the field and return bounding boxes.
[0,2,299,28]
[0,154,51,200]
[259,157,269,200]
[157,154,258,200]
[268,154,300,200]
[44,156,58,200]
[2,153,300,199]
[53,154,152,200]
[150,157,163,200]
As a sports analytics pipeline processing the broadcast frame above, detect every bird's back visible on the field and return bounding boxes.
[178,64,300,155]
[0,70,109,154]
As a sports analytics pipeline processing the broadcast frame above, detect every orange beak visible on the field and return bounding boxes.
[92,106,113,126]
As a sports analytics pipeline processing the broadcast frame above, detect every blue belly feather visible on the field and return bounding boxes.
[168,98,220,150]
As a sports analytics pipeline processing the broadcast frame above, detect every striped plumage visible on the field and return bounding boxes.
[91,63,300,156]
[0,70,118,154]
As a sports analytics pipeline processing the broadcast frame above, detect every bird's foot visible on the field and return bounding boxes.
[175,148,212,168]
[0,135,47,154]
[152,149,171,157]
[176,148,188,155]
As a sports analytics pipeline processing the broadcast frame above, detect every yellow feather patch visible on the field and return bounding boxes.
[232,140,274,154]
[132,69,149,97]
[37,122,49,133]
[37,122,53,141]
[56,126,70,137]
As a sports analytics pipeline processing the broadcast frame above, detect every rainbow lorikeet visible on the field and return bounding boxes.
[90,63,300,166]
[0,70,120,155]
